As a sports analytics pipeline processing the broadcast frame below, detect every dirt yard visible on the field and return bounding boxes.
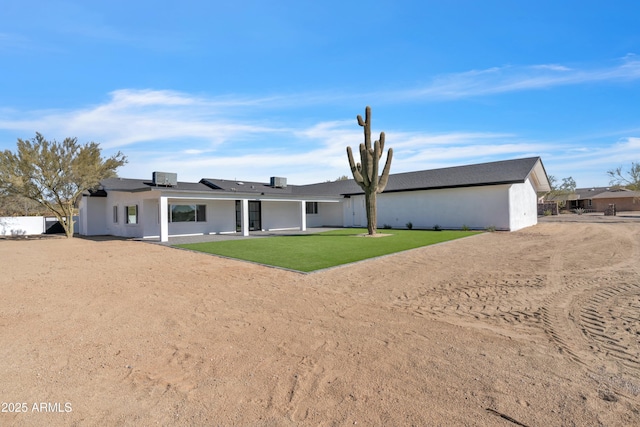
[1,218,639,426]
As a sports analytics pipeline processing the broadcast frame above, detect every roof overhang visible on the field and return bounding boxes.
[341,180,524,196]
[528,158,551,193]
[100,187,343,202]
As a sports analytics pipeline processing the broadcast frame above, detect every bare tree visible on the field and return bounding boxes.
[607,162,640,190]
[0,133,127,237]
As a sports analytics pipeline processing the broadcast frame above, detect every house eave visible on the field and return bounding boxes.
[340,180,524,196]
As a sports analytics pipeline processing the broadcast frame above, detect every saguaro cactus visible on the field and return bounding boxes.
[347,106,393,235]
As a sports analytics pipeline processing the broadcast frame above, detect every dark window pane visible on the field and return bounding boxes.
[126,205,138,224]
[196,205,206,222]
[171,205,195,222]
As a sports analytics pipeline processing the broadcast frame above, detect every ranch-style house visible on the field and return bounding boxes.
[78,156,551,242]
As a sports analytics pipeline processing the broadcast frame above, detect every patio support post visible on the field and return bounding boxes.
[160,196,169,242]
[241,199,249,236]
[300,201,307,231]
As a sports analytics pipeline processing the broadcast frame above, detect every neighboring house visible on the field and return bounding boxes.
[545,187,611,211]
[590,189,640,211]
[545,186,640,212]
[78,156,550,242]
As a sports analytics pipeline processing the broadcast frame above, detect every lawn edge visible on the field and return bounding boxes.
[172,232,484,274]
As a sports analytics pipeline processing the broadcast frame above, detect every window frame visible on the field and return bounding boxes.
[125,205,138,225]
[169,204,207,223]
[305,201,318,215]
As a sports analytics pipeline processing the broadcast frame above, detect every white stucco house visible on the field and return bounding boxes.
[78,157,550,242]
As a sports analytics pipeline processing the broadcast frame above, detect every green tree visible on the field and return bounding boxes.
[546,175,576,193]
[559,176,576,193]
[607,162,640,190]
[346,106,393,235]
[544,175,576,209]
[0,133,127,237]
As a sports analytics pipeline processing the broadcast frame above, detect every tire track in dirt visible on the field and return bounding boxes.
[577,281,640,371]
[539,223,640,397]
[388,222,640,398]
[390,274,547,339]
[540,277,640,396]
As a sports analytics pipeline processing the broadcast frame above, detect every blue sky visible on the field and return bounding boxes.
[1,1,639,187]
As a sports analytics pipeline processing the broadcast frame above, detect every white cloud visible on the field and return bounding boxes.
[395,58,640,101]
[2,57,640,186]
[0,85,626,185]
[531,64,572,72]
[0,89,292,150]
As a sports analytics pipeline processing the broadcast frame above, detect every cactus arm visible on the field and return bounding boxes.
[347,146,364,186]
[359,143,370,187]
[357,106,372,150]
[377,147,393,193]
[372,139,381,192]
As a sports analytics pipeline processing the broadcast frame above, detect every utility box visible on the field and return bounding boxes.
[152,172,178,186]
[270,176,287,188]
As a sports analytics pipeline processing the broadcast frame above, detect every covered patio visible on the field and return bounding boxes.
[151,227,341,245]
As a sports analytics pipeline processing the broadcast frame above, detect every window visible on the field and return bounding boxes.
[125,205,138,224]
[306,202,318,214]
[113,206,118,223]
[170,204,207,222]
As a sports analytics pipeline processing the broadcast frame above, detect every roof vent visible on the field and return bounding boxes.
[152,172,178,187]
[270,176,287,188]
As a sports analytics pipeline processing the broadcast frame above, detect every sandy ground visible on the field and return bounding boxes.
[1,217,639,426]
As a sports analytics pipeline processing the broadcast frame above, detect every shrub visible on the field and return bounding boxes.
[485,225,496,232]
[433,224,441,231]
[543,209,552,216]
[406,221,413,230]
[382,224,392,229]
[461,224,470,231]
[574,208,585,215]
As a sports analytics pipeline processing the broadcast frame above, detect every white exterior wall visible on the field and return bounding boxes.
[142,198,160,237]
[347,185,512,230]
[0,216,45,236]
[343,196,367,227]
[80,173,542,238]
[92,193,237,239]
[80,197,108,235]
[306,201,343,227]
[103,191,155,238]
[262,201,300,230]
[78,199,88,235]
[508,178,538,231]
[167,199,236,236]
[203,200,236,234]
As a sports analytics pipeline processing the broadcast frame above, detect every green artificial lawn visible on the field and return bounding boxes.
[176,228,480,272]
